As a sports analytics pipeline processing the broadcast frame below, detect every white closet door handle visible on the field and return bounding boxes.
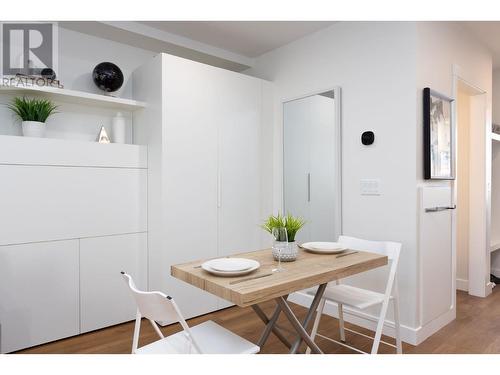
[307,173,311,202]
[217,172,222,208]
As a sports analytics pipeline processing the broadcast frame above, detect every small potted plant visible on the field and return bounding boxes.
[7,96,58,138]
[261,213,306,262]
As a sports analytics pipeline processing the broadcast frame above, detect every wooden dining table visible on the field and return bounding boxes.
[171,247,387,354]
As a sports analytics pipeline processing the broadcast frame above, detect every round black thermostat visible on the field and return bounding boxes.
[361,131,375,145]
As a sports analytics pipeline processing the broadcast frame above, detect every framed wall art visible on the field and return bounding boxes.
[423,87,454,180]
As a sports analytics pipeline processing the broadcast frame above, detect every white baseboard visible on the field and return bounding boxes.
[456,278,468,291]
[287,291,419,345]
[288,291,456,347]
[414,306,455,345]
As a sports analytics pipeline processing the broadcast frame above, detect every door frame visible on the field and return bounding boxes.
[452,67,492,298]
[280,86,342,238]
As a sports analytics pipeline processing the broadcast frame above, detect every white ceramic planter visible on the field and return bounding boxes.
[22,121,46,138]
[272,241,299,262]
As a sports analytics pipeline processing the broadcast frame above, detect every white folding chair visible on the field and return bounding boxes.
[306,236,402,354]
[121,272,260,354]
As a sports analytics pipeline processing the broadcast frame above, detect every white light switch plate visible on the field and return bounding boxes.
[360,179,381,195]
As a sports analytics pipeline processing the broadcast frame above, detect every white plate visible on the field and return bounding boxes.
[202,259,260,277]
[207,258,254,272]
[301,242,347,254]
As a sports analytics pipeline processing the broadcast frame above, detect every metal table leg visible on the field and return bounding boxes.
[289,283,328,354]
[252,304,291,348]
[276,296,323,354]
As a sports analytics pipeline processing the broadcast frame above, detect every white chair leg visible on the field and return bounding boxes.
[131,310,141,354]
[371,299,390,354]
[338,303,346,342]
[305,297,326,354]
[393,298,402,354]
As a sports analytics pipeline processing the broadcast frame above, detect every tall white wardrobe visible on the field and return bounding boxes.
[133,53,273,319]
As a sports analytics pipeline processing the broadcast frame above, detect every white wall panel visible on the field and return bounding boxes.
[80,233,147,333]
[0,240,79,353]
[0,165,147,245]
[0,135,147,169]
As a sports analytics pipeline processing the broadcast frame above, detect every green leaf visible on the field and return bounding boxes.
[260,212,306,242]
[6,96,58,123]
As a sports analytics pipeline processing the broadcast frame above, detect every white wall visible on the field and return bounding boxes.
[246,22,420,333]
[0,26,155,142]
[246,21,494,345]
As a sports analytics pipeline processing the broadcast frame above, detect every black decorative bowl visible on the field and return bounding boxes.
[92,62,124,93]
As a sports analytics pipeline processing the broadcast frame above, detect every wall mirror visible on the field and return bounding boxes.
[283,88,341,243]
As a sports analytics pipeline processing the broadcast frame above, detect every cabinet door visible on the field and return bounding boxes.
[0,165,147,245]
[0,240,79,353]
[160,57,220,319]
[284,97,311,242]
[80,233,147,333]
[420,186,453,325]
[309,95,338,241]
[218,76,262,256]
[217,75,262,308]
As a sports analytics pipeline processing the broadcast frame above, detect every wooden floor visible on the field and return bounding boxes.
[17,288,500,354]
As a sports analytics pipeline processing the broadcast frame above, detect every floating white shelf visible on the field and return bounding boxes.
[492,132,500,142]
[0,85,146,111]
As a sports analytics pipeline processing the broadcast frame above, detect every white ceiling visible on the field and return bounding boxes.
[139,21,335,58]
[461,21,500,69]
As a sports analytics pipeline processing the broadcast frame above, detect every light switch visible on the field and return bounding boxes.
[360,179,381,195]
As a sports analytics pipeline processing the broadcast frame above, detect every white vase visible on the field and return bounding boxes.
[272,241,299,262]
[22,121,46,137]
[112,112,126,143]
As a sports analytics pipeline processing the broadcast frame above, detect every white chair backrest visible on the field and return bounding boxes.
[337,235,401,297]
[338,235,401,262]
[121,272,202,353]
[121,272,182,323]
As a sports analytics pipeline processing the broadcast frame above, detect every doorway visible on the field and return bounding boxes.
[454,78,491,298]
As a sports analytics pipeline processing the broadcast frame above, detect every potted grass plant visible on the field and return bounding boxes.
[7,97,58,137]
[261,213,306,261]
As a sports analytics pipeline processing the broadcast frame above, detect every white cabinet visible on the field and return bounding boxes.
[0,240,79,353]
[0,137,148,352]
[133,53,272,319]
[0,165,147,246]
[283,93,340,243]
[80,233,148,333]
[420,186,453,325]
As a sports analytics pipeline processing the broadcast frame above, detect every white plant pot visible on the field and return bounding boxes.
[272,241,299,262]
[22,121,46,137]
